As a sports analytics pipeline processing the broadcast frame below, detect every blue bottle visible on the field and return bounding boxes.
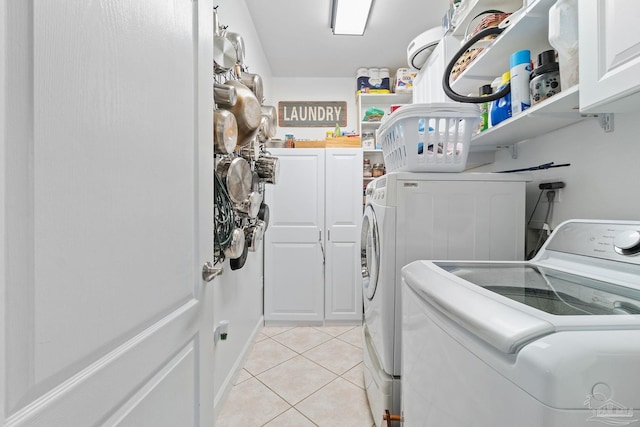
[490,71,511,127]
[510,50,532,115]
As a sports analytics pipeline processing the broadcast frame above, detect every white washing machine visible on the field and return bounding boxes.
[360,171,529,425]
[402,219,640,427]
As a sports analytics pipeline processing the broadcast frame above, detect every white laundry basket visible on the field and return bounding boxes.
[376,103,481,172]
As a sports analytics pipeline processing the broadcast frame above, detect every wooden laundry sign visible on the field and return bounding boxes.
[278,101,347,127]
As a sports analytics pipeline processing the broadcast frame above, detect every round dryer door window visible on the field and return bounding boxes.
[361,205,380,300]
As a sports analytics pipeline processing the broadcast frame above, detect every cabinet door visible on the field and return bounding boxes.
[580,0,640,112]
[324,149,364,321]
[264,149,325,323]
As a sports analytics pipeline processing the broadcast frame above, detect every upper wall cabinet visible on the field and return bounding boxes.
[579,0,640,113]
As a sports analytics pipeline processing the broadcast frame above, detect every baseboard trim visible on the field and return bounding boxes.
[213,315,264,418]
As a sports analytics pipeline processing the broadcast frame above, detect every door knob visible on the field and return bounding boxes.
[202,262,223,282]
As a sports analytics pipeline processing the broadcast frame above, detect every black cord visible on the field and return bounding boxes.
[214,171,236,264]
[527,189,545,226]
[442,26,511,103]
[496,162,571,173]
[527,190,556,259]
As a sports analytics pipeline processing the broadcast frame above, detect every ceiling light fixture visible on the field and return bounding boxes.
[331,0,374,36]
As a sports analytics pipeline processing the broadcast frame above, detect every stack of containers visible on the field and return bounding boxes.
[356,67,391,94]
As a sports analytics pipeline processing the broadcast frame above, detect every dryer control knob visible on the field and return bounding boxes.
[613,230,640,255]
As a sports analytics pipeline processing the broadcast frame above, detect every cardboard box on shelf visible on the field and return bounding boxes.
[326,136,361,148]
[293,140,326,148]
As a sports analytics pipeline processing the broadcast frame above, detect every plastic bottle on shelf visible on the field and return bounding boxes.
[510,50,532,116]
[478,84,492,132]
[490,71,511,127]
[548,0,579,89]
[487,76,502,130]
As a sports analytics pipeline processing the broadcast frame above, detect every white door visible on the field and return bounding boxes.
[580,0,640,112]
[324,148,363,321]
[264,149,325,323]
[1,1,216,426]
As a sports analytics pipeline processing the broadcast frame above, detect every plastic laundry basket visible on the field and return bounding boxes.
[376,103,481,172]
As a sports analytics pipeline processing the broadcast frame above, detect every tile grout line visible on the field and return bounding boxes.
[221,325,368,426]
[299,349,362,379]
[243,336,299,377]
[270,329,335,354]
[253,336,363,418]
[254,332,340,426]
[238,342,298,427]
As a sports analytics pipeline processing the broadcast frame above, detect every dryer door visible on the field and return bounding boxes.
[362,204,380,300]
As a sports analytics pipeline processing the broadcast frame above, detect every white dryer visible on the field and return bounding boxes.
[360,171,529,424]
[402,219,640,426]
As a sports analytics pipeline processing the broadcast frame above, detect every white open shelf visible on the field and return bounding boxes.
[444,0,586,151]
[470,85,583,150]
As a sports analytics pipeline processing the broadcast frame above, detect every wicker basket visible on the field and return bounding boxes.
[376,103,481,173]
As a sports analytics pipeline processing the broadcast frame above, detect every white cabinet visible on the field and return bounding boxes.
[264,148,363,324]
[264,149,325,323]
[324,149,364,321]
[579,0,640,113]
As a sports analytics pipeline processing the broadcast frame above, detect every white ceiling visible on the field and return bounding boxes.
[243,0,451,78]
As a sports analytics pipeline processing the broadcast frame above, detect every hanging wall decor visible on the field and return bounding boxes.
[278,101,347,127]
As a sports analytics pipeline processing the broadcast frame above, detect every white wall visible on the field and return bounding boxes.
[212,0,273,416]
[270,77,358,141]
[471,111,640,253]
[215,0,273,98]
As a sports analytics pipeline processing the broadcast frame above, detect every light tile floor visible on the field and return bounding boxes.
[216,325,375,427]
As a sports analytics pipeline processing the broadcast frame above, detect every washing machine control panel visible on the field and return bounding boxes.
[613,230,640,255]
[371,190,385,201]
[545,221,640,264]
[365,177,387,203]
[366,177,387,203]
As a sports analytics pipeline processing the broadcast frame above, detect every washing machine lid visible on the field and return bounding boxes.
[403,261,556,354]
[442,263,640,316]
[402,220,640,354]
[404,258,640,411]
[404,260,640,354]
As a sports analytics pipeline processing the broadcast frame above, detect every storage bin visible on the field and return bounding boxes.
[376,103,480,172]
